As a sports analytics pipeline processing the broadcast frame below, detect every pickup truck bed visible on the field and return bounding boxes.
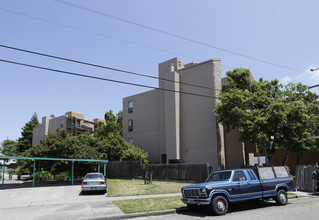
[181,166,295,215]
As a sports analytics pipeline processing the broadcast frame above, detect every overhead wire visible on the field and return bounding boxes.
[0,44,218,91]
[0,58,218,99]
[0,7,203,62]
[0,6,270,79]
[55,0,304,73]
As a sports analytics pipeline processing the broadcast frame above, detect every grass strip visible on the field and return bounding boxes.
[113,196,186,214]
[107,179,190,197]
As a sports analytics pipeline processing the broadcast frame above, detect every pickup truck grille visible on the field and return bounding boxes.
[183,189,200,197]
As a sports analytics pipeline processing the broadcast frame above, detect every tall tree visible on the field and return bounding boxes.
[0,139,18,156]
[95,110,123,138]
[215,68,281,163]
[215,68,319,165]
[280,83,319,165]
[18,112,40,153]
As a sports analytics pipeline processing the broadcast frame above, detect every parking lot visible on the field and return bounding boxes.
[0,181,123,220]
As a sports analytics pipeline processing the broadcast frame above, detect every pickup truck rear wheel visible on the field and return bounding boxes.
[211,195,228,215]
[275,189,288,205]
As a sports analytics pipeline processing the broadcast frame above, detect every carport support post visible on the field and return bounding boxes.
[71,161,74,185]
[104,163,106,177]
[33,160,36,187]
[38,160,40,184]
[98,163,100,173]
[2,161,5,184]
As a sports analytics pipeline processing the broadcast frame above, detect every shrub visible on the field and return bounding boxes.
[35,171,54,181]
[54,171,70,181]
[7,168,15,174]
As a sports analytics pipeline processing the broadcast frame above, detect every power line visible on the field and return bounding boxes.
[0,7,203,62]
[55,0,304,73]
[309,84,319,89]
[0,6,270,79]
[0,44,218,91]
[0,58,218,99]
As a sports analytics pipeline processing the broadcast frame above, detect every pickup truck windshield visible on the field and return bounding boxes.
[205,171,232,182]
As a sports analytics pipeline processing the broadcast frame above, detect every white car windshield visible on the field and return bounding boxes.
[85,174,104,179]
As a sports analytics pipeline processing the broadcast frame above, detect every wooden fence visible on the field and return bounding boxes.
[295,165,319,192]
[148,163,211,183]
[107,161,212,182]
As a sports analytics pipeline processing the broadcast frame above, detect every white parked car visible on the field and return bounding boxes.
[81,173,107,194]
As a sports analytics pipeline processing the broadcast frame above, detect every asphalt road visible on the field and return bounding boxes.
[134,196,319,220]
[0,182,123,220]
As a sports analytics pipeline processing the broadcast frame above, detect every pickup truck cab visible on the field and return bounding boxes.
[181,166,295,215]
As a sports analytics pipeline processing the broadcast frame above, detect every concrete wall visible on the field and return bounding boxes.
[179,59,224,169]
[158,58,183,163]
[48,115,65,133]
[32,116,52,146]
[224,128,245,169]
[123,90,161,163]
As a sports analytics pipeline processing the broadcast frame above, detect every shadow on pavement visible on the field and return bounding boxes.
[79,191,106,196]
[0,180,82,190]
[179,200,277,217]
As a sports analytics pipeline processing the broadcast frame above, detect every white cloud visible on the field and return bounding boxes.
[280,76,292,85]
[280,65,319,87]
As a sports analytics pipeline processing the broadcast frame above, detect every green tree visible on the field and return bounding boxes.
[95,110,123,138]
[0,139,18,156]
[18,112,40,153]
[279,83,319,165]
[215,68,319,165]
[215,68,283,163]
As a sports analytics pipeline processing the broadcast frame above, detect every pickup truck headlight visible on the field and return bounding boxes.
[200,188,207,197]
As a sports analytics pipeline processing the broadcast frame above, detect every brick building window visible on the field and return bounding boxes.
[128,101,133,113]
[128,119,133,132]
[128,138,133,145]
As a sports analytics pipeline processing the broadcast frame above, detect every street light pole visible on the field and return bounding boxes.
[309,68,319,89]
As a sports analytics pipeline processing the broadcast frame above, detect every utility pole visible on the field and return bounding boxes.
[308,68,319,89]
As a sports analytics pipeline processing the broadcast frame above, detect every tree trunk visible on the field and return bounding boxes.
[263,143,271,165]
[296,152,303,165]
[282,148,290,166]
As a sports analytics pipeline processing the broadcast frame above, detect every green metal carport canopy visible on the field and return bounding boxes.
[0,156,108,187]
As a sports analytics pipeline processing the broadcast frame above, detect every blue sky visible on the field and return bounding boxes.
[1,0,319,143]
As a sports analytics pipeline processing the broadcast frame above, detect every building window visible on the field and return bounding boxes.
[161,154,167,164]
[128,119,133,132]
[60,119,64,128]
[128,101,133,113]
[128,138,133,145]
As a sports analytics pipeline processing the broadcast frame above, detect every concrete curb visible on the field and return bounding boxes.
[90,208,188,220]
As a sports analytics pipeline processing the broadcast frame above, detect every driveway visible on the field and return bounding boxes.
[0,182,123,220]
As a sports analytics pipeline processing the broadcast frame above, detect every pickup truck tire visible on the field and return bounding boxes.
[187,204,200,211]
[211,195,228,215]
[275,189,288,205]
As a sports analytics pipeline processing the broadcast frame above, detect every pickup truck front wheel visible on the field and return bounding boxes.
[275,189,288,205]
[211,195,228,215]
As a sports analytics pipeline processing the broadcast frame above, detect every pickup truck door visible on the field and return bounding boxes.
[230,171,250,200]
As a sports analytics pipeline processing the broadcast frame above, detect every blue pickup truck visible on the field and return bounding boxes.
[181,166,295,215]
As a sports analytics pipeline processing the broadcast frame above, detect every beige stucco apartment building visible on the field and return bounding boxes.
[32,111,105,146]
[123,58,249,170]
